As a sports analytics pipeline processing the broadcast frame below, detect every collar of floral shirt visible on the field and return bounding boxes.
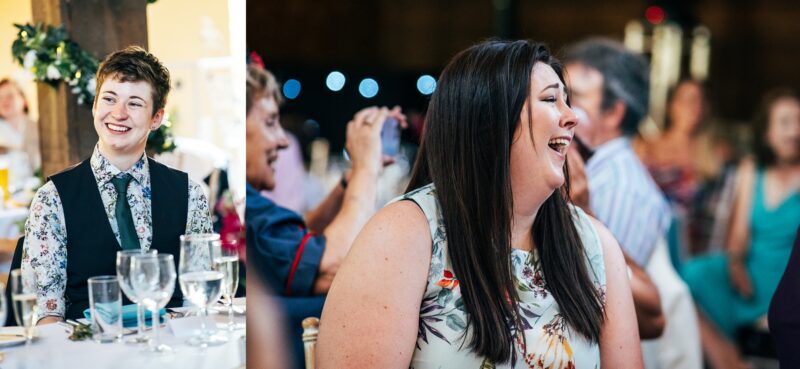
[89,144,150,187]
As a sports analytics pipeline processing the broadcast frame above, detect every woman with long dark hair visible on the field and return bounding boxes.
[316,40,641,368]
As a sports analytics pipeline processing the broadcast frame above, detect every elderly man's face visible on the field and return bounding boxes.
[246,95,288,191]
[565,62,605,148]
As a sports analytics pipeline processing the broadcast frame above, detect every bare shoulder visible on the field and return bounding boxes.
[738,155,756,172]
[585,215,625,267]
[317,199,432,368]
[363,199,431,247]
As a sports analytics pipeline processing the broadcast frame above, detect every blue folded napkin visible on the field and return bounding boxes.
[84,304,166,328]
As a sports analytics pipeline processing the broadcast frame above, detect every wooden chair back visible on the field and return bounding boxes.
[302,317,320,369]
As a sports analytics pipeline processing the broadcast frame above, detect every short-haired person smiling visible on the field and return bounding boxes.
[22,46,213,325]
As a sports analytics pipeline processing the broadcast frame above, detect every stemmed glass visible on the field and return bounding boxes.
[131,254,176,353]
[117,249,157,344]
[10,268,38,345]
[179,233,228,347]
[213,240,244,330]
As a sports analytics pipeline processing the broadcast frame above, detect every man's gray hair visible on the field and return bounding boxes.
[564,38,650,136]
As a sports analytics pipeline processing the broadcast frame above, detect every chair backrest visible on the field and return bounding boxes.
[302,317,320,369]
[4,236,23,327]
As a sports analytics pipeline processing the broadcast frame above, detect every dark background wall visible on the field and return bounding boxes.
[249,0,800,151]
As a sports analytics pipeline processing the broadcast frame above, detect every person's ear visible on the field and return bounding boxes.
[150,108,165,130]
[602,100,627,131]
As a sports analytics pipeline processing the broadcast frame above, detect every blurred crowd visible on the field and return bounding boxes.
[247,36,799,369]
[0,78,39,204]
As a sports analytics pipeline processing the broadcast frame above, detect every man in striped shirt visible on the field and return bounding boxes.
[564,38,702,369]
[564,39,671,265]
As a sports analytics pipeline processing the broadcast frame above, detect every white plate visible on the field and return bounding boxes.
[0,327,33,348]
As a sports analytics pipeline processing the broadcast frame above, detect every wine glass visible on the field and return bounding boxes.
[10,268,38,344]
[117,249,157,344]
[213,239,244,331]
[179,233,228,347]
[131,254,176,353]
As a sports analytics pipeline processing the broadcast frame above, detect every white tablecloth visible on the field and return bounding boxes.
[2,304,246,369]
[0,208,27,239]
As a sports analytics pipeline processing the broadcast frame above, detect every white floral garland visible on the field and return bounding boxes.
[12,23,99,105]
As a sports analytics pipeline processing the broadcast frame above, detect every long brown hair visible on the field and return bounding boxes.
[406,40,604,363]
[753,88,800,167]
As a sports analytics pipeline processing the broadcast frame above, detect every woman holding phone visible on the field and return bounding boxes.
[317,40,642,368]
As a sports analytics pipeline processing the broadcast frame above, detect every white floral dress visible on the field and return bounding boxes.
[399,184,605,369]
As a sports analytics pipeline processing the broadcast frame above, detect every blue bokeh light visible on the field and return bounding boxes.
[416,75,436,95]
[283,79,301,99]
[326,71,346,91]
[358,78,379,98]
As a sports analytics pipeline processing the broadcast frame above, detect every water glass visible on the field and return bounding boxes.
[179,233,227,347]
[117,249,157,344]
[10,268,38,344]
[131,254,176,354]
[88,276,122,343]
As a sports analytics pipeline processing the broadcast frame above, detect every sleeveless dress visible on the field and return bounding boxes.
[396,184,606,369]
[682,168,800,338]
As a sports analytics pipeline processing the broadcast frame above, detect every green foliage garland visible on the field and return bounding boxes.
[12,23,98,105]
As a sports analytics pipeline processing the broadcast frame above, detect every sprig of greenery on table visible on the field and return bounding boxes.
[68,324,92,341]
[11,23,98,105]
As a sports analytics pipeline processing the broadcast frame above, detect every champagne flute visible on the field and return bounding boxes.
[179,233,228,347]
[213,240,243,330]
[10,268,38,345]
[117,249,157,344]
[131,254,176,353]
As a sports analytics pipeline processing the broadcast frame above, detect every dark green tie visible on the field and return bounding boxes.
[111,174,140,250]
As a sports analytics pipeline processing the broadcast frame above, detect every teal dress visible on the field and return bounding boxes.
[682,168,800,338]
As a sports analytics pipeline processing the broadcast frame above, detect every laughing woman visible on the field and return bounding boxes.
[316,40,642,368]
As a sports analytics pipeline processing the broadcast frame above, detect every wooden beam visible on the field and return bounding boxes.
[31,0,148,177]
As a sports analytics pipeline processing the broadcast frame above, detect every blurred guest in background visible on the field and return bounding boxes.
[635,79,717,209]
[682,88,800,369]
[245,63,400,368]
[0,78,39,188]
[263,131,307,213]
[318,40,641,368]
[564,38,702,369]
[634,79,731,264]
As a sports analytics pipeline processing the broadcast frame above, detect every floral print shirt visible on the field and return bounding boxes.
[21,145,212,319]
[398,184,606,369]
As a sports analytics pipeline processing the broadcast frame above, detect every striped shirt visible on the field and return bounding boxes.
[585,137,671,265]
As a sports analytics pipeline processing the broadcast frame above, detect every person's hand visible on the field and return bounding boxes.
[567,144,590,211]
[37,316,64,325]
[346,106,388,175]
[728,257,753,300]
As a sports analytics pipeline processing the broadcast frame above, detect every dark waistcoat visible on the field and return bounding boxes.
[50,158,188,319]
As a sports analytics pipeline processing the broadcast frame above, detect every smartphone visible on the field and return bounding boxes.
[381,118,401,157]
[343,117,401,160]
